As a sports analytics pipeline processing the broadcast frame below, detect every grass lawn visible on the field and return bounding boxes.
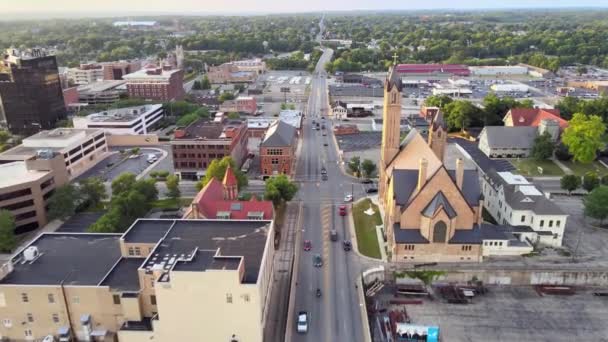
[352,199,382,259]
[151,198,193,209]
[510,159,564,177]
[561,161,608,176]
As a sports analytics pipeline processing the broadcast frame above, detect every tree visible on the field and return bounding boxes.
[88,207,121,233]
[531,132,554,161]
[555,96,580,120]
[602,175,608,186]
[561,113,606,164]
[443,100,480,131]
[176,112,202,126]
[576,65,588,76]
[584,186,608,225]
[78,177,107,208]
[424,95,452,111]
[227,112,240,119]
[166,174,181,200]
[554,143,572,161]
[0,210,16,252]
[560,175,581,195]
[361,159,377,178]
[582,172,600,192]
[47,184,81,220]
[201,75,211,90]
[133,179,159,203]
[111,173,137,196]
[348,156,361,177]
[219,92,235,103]
[264,175,298,205]
[192,80,202,90]
[196,156,247,190]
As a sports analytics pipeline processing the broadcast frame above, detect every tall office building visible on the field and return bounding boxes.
[0,48,67,135]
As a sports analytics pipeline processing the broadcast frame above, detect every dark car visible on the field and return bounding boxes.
[320,167,327,175]
[343,240,352,251]
[361,179,373,184]
[313,254,323,267]
[322,174,328,181]
[365,186,378,194]
[323,142,328,146]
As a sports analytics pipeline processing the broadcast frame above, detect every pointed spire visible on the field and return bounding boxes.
[386,64,402,92]
[431,110,447,131]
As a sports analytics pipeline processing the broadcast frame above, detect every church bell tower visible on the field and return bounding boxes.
[379,62,402,205]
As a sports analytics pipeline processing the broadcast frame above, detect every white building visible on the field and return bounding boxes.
[73,104,164,135]
[490,83,529,93]
[332,104,348,120]
[232,58,267,75]
[278,110,302,129]
[470,66,529,76]
[67,67,104,85]
[481,170,568,247]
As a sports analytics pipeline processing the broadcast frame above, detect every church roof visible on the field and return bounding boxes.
[386,65,403,92]
[422,191,457,219]
[392,169,419,205]
[387,129,442,175]
[223,166,238,187]
[447,169,481,206]
[393,224,429,244]
[430,110,447,131]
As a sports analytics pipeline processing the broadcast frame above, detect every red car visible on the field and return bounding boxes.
[303,240,312,251]
[339,205,347,216]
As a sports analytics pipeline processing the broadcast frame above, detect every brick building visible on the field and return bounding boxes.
[207,63,257,84]
[219,96,257,115]
[171,118,248,180]
[123,65,185,101]
[260,120,297,178]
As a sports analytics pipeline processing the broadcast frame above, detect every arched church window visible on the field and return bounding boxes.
[437,130,441,137]
[433,221,447,243]
[391,92,397,104]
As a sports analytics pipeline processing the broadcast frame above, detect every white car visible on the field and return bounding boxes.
[344,194,353,202]
[297,311,308,333]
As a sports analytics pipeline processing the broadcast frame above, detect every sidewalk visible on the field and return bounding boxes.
[552,158,573,175]
[368,195,388,261]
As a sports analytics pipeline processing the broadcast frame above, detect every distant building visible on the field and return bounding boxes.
[469,66,529,76]
[478,118,561,159]
[171,118,248,180]
[482,170,568,247]
[333,124,359,135]
[67,60,141,85]
[73,104,164,135]
[219,96,257,115]
[332,103,348,120]
[123,65,185,101]
[260,120,297,177]
[76,80,127,105]
[62,86,79,108]
[278,110,303,129]
[518,63,553,78]
[207,63,257,84]
[503,108,568,131]
[113,20,159,27]
[396,64,470,77]
[420,106,440,121]
[0,48,67,135]
[490,84,529,93]
[231,58,266,75]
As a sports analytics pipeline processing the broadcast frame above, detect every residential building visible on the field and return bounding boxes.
[0,218,274,342]
[378,65,533,263]
[67,61,142,85]
[478,119,561,158]
[67,64,104,85]
[0,48,67,135]
[73,104,164,135]
[247,118,275,153]
[278,110,303,129]
[184,167,273,220]
[332,103,348,120]
[171,118,248,180]
[123,66,185,101]
[260,120,297,177]
[0,128,108,180]
[76,80,127,105]
[219,96,257,115]
[207,63,257,84]
[231,59,267,75]
[482,170,568,247]
[395,64,470,77]
[503,108,568,131]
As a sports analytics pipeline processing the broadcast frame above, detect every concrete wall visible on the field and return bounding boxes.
[106,134,159,147]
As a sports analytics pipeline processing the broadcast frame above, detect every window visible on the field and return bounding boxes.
[549,220,553,228]
[404,245,415,251]
[520,215,526,223]
[226,293,233,304]
[134,247,141,256]
[242,294,250,302]
[48,293,55,304]
[271,158,279,165]
[2,319,11,327]
[432,221,447,243]
[128,247,135,256]
[540,220,544,228]
[24,330,32,338]
[150,295,157,305]
[113,294,121,305]
[21,293,29,303]
[556,221,561,227]
[461,245,472,251]
[52,313,59,324]
[72,296,80,304]
[26,313,33,323]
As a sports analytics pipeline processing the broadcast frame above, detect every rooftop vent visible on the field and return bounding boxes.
[23,246,40,262]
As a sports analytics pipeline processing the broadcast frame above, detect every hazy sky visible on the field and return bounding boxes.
[4,0,608,14]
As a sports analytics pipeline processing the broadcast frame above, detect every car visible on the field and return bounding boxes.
[365,187,378,194]
[330,230,338,241]
[313,254,323,267]
[322,132,327,136]
[321,174,328,181]
[303,240,312,251]
[360,179,373,184]
[344,194,353,202]
[339,205,347,216]
[321,125,326,130]
[320,167,327,175]
[297,311,308,333]
[323,142,328,146]
[343,240,352,251]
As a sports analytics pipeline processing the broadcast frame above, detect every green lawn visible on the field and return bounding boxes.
[151,198,193,209]
[510,159,564,177]
[352,199,382,259]
[561,161,608,176]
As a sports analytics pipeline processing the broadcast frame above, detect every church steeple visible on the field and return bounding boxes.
[380,65,402,168]
[428,110,447,162]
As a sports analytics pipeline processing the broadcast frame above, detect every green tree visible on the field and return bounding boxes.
[444,100,480,131]
[361,159,377,178]
[576,66,588,76]
[264,175,298,205]
[227,112,240,119]
[582,172,600,192]
[555,96,580,120]
[47,184,81,220]
[196,157,247,190]
[531,132,554,161]
[166,174,181,200]
[219,92,235,103]
[111,173,137,196]
[192,80,202,90]
[348,156,361,177]
[133,179,159,203]
[561,113,606,164]
[0,210,16,252]
[78,177,107,208]
[177,112,202,126]
[88,207,121,233]
[201,75,211,90]
[560,174,581,195]
[584,186,608,225]
[424,95,453,111]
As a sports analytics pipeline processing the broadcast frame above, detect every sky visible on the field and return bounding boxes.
[3,0,608,15]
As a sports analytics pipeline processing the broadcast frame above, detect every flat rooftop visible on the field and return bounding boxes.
[0,128,104,160]
[123,219,174,243]
[0,161,50,188]
[176,118,244,140]
[77,80,126,93]
[83,104,163,123]
[0,233,122,286]
[100,258,144,292]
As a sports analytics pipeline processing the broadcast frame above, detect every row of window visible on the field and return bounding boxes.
[3,313,60,327]
[174,153,225,159]
[265,148,284,156]
[484,241,504,247]
[112,294,156,306]
[175,144,229,150]
[175,161,207,169]
[0,199,34,211]
[225,293,250,303]
[0,188,32,202]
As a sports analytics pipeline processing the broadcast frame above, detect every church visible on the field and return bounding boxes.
[379,66,487,263]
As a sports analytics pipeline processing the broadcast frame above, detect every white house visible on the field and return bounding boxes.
[332,103,348,120]
[481,170,568,247]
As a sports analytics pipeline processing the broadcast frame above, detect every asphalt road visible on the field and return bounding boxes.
[290,47,367,342]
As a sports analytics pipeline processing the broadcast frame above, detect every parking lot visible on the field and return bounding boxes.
[74,148,165,182]
[56,212,106,233]
[372,285,608,342]
[253,70,310,115]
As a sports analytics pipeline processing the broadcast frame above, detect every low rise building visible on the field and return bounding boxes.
[332,103,348,120]
[478,119,561,158]
[123,65,185,101]
[482,170,568,247]
[0,218,275,342]
[470,66,529,76]
[67,61,142,85]
[503,108,568,131]
[171,118,248,180]
[231,59,267,75]
[396,64,470,77]
[0,128,108,180]
[73,104,164,135]
[278,110,303,129]
[76,80,127,105]
[333,124,359,136]
[207,63,257,84]
[260,120,297,177]
[219,96,257,115]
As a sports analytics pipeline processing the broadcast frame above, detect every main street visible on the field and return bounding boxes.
[289,47,369,342]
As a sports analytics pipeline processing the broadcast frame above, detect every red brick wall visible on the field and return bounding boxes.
[260,146,295,176]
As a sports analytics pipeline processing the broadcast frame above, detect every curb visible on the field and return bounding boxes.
[137,148,169,180]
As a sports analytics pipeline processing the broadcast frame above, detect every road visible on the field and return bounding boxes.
[289,47,367,342]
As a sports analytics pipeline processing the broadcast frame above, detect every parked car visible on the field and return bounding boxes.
[303,240,312,251]
[344,194,353,202]
[297,311,309,333]
[343,240,352,251]
[320,167,327,175]
[147,154,158,164]
[339,205,347,216]
[361,179,373,184]
[366,187,378,194]
[330,230,338,241]
[323,142,328,146]
[313,254,323,267]
[322,174,328,181]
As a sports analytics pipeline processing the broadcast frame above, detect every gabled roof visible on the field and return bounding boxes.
[481,126,537,149]
[506,108,568,129]
[386,65,403,92]
[430,110,447,131]
[223,166,238,187]
[261,120,297,147]
[422,191,457,219]
[447,169,481,206]
[193,178,274,220]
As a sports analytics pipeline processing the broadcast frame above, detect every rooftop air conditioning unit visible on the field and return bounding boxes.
[23,246,39,262]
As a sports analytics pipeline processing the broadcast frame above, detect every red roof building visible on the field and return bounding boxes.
[396,64,470,76]
[184,167,273,220]
[503,108,568,130]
